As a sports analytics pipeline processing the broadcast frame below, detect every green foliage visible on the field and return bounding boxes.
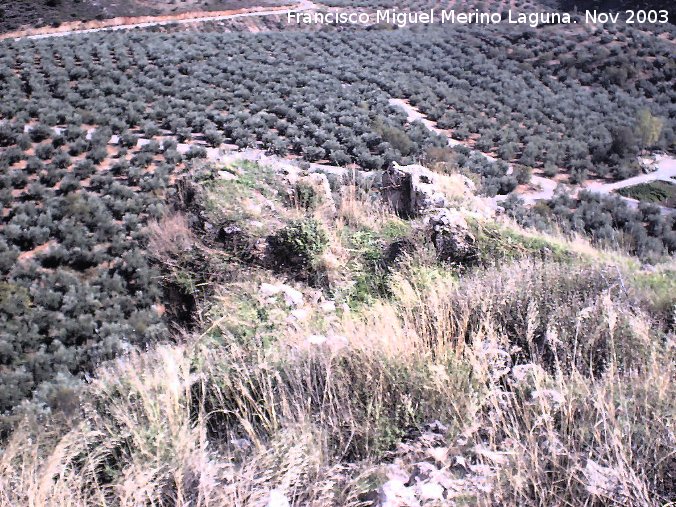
[341,228,409,308]
[635,109,664,149]
[630,269,676,326]
[0,282,31,315]
[291,181,320,211]
[379,219,411,240]
[203,162,281,228]
[204,129,223,147]
[372,117,414,156]
[346,271,390,309]
[206,288,279,344]
[617,181,675,207]
[268,218,329,270]
[504,191,676,260]
[472,220,572,264]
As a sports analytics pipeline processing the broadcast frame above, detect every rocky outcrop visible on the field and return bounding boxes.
[368,421,500,507]
[427,208,478,265]
[380,163,481,265]
[310,165,381,192]
[381,162,448,217]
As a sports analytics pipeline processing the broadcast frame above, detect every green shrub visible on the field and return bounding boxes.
[291,181,320,211]
[617,181,676,206]
[268,218,329,270]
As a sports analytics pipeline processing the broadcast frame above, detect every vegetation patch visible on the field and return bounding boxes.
[0,8,675,506]
[502,191,676,261]
[470,220,574,264]
[617,180,676,207]
[267,218,329,272]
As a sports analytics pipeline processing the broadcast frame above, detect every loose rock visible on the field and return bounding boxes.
[427,208,478,264]
[259,283,304,308]
[266,489,290,507]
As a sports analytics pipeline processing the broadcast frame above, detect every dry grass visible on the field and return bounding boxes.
[378,259,675,505]
[498,214,644,270]
[2,254,672,506]
[147,213,194,262]
[335,184,396,232]
[1,167,673,507]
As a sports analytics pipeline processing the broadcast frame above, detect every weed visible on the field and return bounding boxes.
[268,218,329,271]
[290,180,321,211]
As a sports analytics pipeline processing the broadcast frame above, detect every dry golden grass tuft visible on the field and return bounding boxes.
[335,184,395,232]
[147,213,194,261]
[2,253,672,506]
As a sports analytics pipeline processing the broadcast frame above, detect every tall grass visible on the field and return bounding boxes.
[0,256,672,505]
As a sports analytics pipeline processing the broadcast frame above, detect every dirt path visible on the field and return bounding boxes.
[388,98,675,212]
[586,154,676,194]
[389,98,470,151]
[3,1,316,41]
[515,175,558,204]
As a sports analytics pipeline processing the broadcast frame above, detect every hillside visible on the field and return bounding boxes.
[0,2,674,506]
[1,157,674,505]
[0,0,288,33]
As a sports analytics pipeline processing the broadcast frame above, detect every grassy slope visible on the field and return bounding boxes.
[0,161,674,506]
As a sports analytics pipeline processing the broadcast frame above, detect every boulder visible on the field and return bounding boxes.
[319,300,336,313]
[217,170,237,181]
[378,479,421,507]
[427,209,478,264]
[407,462,438,484]
[382,162,448,217]
[259,282,281,298]
[416,482,444,502]
[281,286,304,307]
[288,308,309,321]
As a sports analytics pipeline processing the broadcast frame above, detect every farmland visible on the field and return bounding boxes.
[1,0,675,416]
[617,180,676,206]
[0,2,675,505]
[0,0,290,33]
[2,20,673,176]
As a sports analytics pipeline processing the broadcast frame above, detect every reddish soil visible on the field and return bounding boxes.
[17,241,55,263]
[0,4,296,41]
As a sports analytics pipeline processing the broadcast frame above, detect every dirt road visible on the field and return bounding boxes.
[4,1,316,41]
[586,154,676,194]
[389,98,675,211]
